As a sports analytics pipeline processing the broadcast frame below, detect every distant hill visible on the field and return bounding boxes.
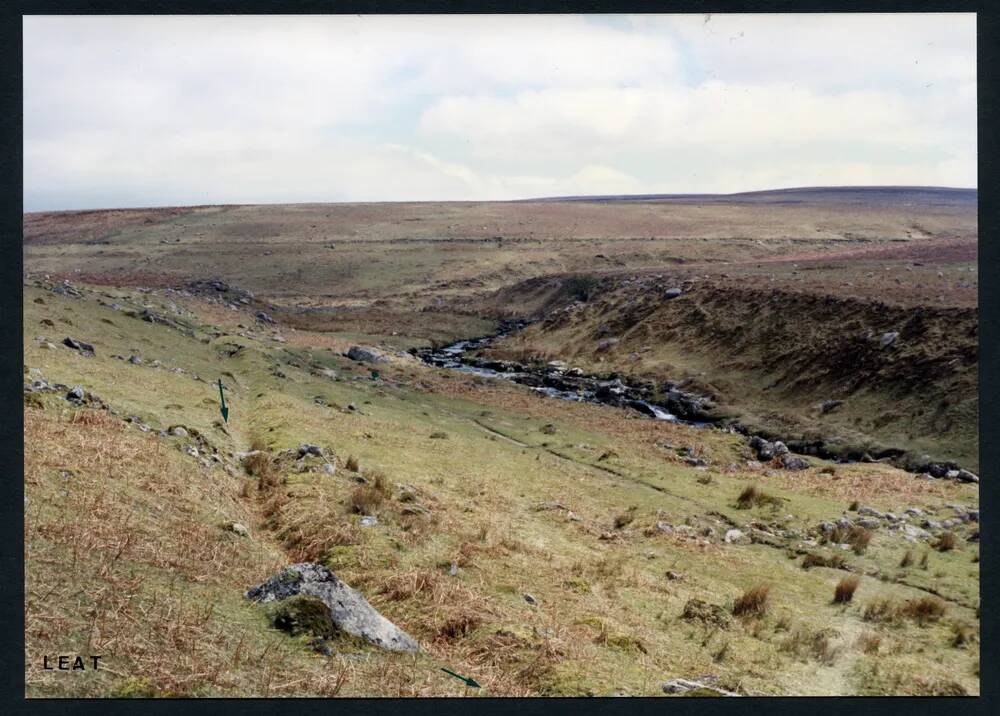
[522,186,978,206]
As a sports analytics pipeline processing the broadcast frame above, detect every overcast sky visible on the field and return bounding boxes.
[23,13,976,211]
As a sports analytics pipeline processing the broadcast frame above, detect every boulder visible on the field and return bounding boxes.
[780,455,810,471]
[663,288,683,299]
[229,523,250,537]
[955,469,979,484]
[857,518,881,530]
[66,386,86,404]
[857,506,884,518]
[346,346,388,364]
[724,529,747,544]
[298,443,325,458]
[62,337,95,355]
[246,563,418,652]
[595,337,620,353]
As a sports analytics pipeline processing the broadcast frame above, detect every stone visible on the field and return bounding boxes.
[857,518,881,530]
[662,679,739,697]
[255,311,275,324]
[780,455,810,471]
[663,288,683,299]
[836,517,853,528]
[523,593,538,605]
[246,563,419,652]
[346,346,388,364]
[595,337,620,353]
[724,529,746,544]
[858,506,884,518]
[298,443,324,458]
[772,441,789,456]
[820,399,843,414]
[955,469,979,484]
[879,331,899,348]
[322,462,336,475]
[229,523,250,537]
[170,426,189,438]
[904,507,923,518]
[665,570,683,581]
[128,355,142,365]
[66,386,86,403]
[360,516,378,527]
[184,445,199,458]
[655,521,674,534]
[62,337,95,355]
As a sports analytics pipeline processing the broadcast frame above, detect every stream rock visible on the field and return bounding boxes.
[246,563,419,652]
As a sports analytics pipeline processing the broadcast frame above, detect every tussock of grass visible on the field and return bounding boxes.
[735,485,781,509]
[833,575,860,604]
[863,596,947,626]
[935,532,957,552]
[801,552,847,571]
[732,584,770,618]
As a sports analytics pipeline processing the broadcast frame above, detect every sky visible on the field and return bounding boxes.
[23,13,976,211]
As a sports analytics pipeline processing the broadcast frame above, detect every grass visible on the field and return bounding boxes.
[21,280,981,697]
[735,485,782,509]
[732,585,770,618]
[833,576,860,604]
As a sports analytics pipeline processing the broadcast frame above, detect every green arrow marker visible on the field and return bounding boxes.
[218,378,229,423]
[440,667,480,688]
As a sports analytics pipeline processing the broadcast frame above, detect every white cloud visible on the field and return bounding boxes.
[23,13,976,210]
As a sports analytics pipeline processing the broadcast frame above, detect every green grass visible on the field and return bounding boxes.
[22,281,980,697]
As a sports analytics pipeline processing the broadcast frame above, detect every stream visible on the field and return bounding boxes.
[414,323,716,428]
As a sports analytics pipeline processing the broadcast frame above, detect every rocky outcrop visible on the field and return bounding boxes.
[346,345,388,364]
[246,563,419,652]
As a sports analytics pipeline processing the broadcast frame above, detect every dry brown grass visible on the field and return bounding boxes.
[347,485,384,515]
[899,550,914,568]
[935,532,957,552]
[863,596,947,626]
[855,632,882,655]
[801,552,847,571]
[344,455,360,472]
[735,485,782,509]
[833,576,860,604]
[732,584,770,618]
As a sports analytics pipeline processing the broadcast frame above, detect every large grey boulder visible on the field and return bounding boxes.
[346,345,388,364]
[246,563,418,652]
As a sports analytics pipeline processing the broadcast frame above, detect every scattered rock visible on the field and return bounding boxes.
[595,337,620,352]
[62,337,95,355]
[229,523,250,538]
[128,355,142,365]
[346,346,388,364]
[255,311,275,324]
[663,678,739,697]
[879,331,899,348]
[170,426,189,438]
[955,469,979,484]
[723,529,746,544]
[523,593,538,606]
[857,506,884,518]
[820,399,843,414]
[779,455,810,470]
[298,444,325,458]
[663,287,683,299]
[66,386,86,404]
[359,516,378,527]
[665,570,683,581]
[246,563,419,652]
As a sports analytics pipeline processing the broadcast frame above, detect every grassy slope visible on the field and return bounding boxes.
[24,282,980,697]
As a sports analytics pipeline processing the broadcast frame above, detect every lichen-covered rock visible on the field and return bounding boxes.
[246,563,419,652]
[346,346,387,364]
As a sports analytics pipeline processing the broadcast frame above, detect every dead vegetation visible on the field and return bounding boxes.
[735,485,782,509]
[833,576,860,604]
[732,585,770,618]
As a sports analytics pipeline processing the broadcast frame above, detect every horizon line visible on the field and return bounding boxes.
[23,184,979,215]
